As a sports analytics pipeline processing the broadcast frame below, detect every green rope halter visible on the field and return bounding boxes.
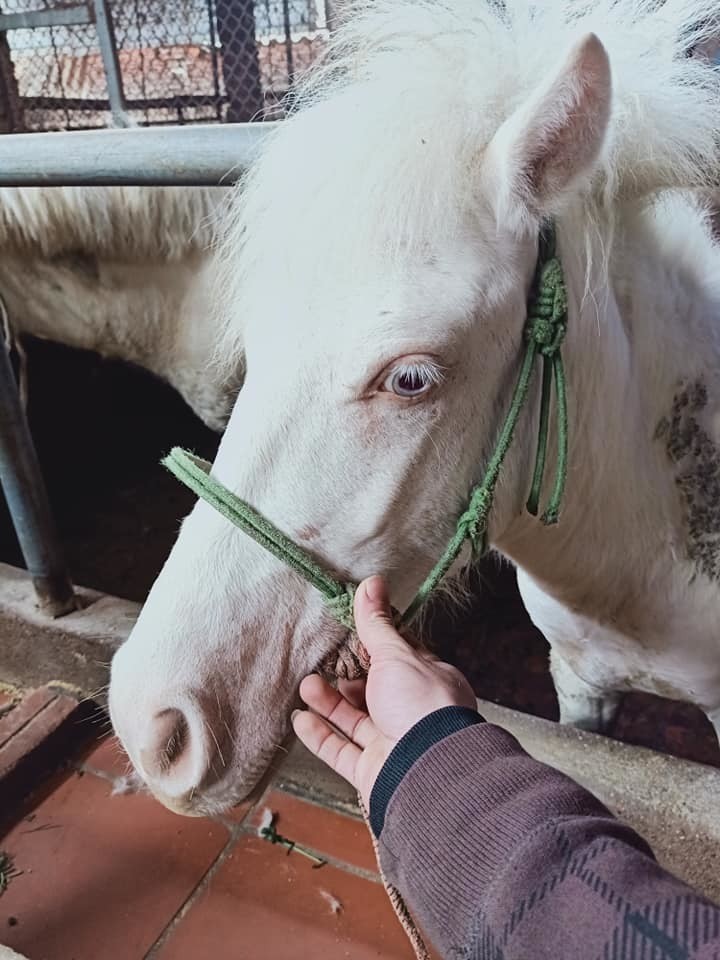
[162,224,569,635]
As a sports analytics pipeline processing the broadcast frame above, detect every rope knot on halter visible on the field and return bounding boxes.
[457,487,492,553]
[324,585,356,632]
[526,258,568,357]
[524,244,569,526]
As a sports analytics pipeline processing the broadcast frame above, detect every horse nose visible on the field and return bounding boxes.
[115,697,224,802]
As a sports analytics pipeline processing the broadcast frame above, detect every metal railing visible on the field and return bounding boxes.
[0,122,272,614]
[0,0,131,129]
[0,119,274,184]
[0,0,330,132]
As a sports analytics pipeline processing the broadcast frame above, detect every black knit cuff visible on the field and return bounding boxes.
[369,706,483,837]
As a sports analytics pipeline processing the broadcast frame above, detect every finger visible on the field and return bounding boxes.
[299,673,376,747]
[354,576,411,659]
[338,677,367,711]
[292,710,362,787]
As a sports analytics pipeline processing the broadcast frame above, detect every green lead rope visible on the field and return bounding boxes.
[162,449,357,631]
[524,234,569,524]
[162,224,569,637]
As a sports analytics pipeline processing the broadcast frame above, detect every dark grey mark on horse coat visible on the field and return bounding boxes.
[656,378,720,581]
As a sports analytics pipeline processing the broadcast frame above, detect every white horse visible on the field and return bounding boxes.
[0,186,238,430]
[110,0,720,817]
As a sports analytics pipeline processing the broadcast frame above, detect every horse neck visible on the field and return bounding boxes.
[5,253,204,369]
[493,199,720,611]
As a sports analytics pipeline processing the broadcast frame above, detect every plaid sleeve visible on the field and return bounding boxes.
[374,712,720,959]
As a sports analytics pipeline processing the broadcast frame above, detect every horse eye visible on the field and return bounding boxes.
[382,362,437,398]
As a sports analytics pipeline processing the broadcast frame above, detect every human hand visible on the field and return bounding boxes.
[292,575,477,805]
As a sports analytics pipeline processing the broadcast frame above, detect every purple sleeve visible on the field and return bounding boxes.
[371,707,720,959]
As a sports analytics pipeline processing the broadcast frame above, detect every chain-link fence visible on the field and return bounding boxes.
[0,0,330,132]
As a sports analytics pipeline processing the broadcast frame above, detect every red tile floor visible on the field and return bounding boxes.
[0,688,420,960]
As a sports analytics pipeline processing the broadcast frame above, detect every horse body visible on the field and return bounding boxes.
[505,198,720,733]
[1,186,238,430]
[108,0,720,816]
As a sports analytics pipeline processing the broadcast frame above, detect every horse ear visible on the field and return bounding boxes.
[485,32,611,230]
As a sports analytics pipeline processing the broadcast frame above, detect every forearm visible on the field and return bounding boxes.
[371,708,720,959]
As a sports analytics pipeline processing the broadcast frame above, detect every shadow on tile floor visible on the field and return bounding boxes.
[0,736,421,960]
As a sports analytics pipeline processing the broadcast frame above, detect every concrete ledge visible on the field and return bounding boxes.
[478,700,720,905]
[275,735,362,816]
[0,563,139,697]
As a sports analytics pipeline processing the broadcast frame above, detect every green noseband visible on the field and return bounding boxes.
[163,224,568,635]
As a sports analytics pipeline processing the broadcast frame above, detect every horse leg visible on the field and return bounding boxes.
[549,646,622,733]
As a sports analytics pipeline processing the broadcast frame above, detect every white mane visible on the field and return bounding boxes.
[0,185,227,260]
[217,0,720,355]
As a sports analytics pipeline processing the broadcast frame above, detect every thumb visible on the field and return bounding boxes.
[354,576,408,659]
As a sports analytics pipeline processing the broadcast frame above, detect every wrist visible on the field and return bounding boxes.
[368,705,482,836]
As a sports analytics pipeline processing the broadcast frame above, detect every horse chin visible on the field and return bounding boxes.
[145,740,288,820]
[149,778,258,819]
[152,791,209,818]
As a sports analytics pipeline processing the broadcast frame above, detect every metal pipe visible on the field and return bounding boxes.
[206,0,223,123]
[283,0,294,85]
[0,342,76,617]
[0,6,93,31]
[0,122,275,186]
[92,0,131,128]
[0,1,129,128]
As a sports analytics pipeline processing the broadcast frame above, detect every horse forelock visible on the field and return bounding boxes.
[215,0,720,360]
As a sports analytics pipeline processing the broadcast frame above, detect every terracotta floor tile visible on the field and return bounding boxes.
[0,770,229,960]
[0,696,78,780]
[0,689,56,749]
[80,732,133,779]
[248,789,378,874]
[0,690,98,827]
[213,797,256,825]
[156,834,417,960]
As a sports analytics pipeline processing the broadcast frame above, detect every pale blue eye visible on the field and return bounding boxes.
[386,366,433,397]
[378,356,444,399]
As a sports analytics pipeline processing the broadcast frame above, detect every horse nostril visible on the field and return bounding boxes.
[140,708,192,781]
[114,691,228,806]
[159,710,188,771]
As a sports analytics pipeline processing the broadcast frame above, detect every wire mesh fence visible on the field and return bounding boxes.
[0,0,331,132]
